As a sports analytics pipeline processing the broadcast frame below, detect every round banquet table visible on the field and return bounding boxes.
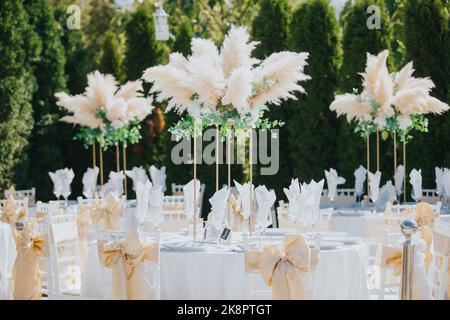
[160,238,369,300]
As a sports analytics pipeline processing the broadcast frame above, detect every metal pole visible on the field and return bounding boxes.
[216,125,219,192]
[366,131,370,197]
[99,145,104,185]
[400,219,418,300]
[193,132,197,242]
[403,140,407,203]
[249,128,253,238]
[227,128,231,226]
[115,143,120,173]
[122,143,128,199]
[394,131,397,178]
[92,142,96,168]
[376,129,380,172]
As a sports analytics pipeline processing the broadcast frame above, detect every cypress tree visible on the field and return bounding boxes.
[403,0,449,187]
[123,3,166,194]
[337,0,392,183]
[53,4,94,198]
[0,0,40,192]
[99,31,123,80]
[288,0,340,182]
[24,0,67,200]
[251,0,292,197]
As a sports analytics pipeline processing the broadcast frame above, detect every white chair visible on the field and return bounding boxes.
[152,195,188,232]
[96,230,160,300]
[5,188,36,206]
[244,235,284,300]
[243,234,320,300]
[321,188,356,206]
[171,183,184,195]
[429,219,450,300]
[422,189,439,204]
[0,197,29,215]
[46,214,83,299]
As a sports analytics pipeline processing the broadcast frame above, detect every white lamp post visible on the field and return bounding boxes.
[154,0,169,41]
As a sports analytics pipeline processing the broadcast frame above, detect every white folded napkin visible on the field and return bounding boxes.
[183,179,201,217]
[368,171,382,202]
[234,180,256,219]
[283,178,301,222]
[207,186,231,231]
[49,171,62,198]
[101,171,125,197]
[135,180,152,223]
[82,167,99,198]
[125,166,149,192]
[306,179,324,219]
[50,168,75,199]
[324,168,346,201]
[149,165,167,193]
[148,185,164,228]
[435,167,445,196]
[409,169,422,202]
[378,180,396,209]
[254,185,275,231]
[394,165,405,197]
[354,165,367,197]
[442,169,450,197]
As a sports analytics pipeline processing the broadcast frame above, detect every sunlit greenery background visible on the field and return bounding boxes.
[1,0,449,216]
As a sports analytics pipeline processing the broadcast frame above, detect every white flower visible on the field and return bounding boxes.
[373,116,387,129]
[397,115,413,130]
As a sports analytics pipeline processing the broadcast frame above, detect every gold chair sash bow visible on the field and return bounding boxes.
[101,230,159,300]
[228,194,245,231]
[259,234,312,300]
[0,195,27,225]
[90,194,123,230]
[11,220,48,300]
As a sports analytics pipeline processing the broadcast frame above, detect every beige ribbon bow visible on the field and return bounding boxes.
[228,194,245,231]
[90,194,123,230]
[259,234,312,300]
[12,220,48,300]
[101,230,159,300]
[0,195,27,225]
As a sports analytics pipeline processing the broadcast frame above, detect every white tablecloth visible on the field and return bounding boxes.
[0,223,16,278]
[0,223,16,299]
[160,242,369,300]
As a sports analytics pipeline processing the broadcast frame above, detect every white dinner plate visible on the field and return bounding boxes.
[162,241,206,252]
[264,228,297,236]
[321,236,362,245]
[320,240,344,250]
[317,231,349,237]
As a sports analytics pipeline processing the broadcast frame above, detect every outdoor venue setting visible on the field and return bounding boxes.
[0,0,450,303]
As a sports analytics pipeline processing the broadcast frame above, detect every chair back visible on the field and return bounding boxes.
[47,213,82,299]
[96,230,160,300]
[5,188,35,206]
[430,220,450,300]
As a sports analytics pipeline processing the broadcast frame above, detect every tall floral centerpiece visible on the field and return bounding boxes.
[142,25,310,239]
[55,71,154,190]
[330,50,449,201]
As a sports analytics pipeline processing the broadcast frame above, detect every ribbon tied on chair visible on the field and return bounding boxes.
[12,220,48,300]
[90,193,123,230]
[259,234,312,300]
[101,230,159,300]
[0,195,27,226]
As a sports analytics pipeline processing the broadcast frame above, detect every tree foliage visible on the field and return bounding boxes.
[288,0,341,183]
[0,0,40,193]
